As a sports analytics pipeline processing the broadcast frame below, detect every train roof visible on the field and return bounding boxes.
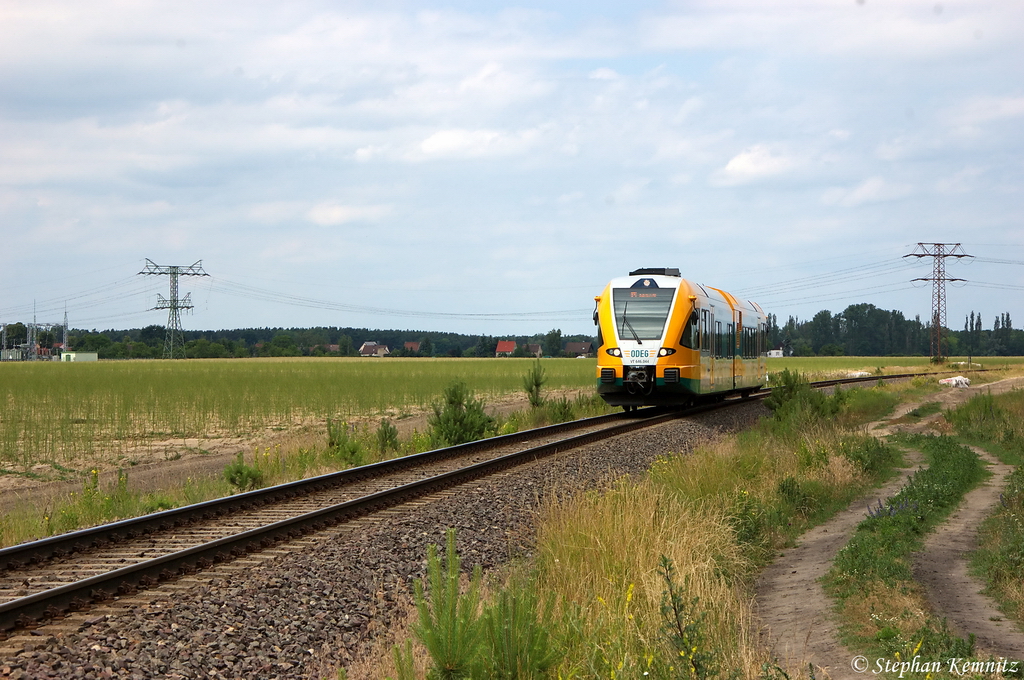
[604,271,764,316]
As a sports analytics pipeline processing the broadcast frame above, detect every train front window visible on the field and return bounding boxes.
[680,309,697,349]
[612,288,675,342]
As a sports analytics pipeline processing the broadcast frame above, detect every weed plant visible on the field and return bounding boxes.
[224,452,265,491]
[824,434,984,662]
[412,529,484,679]
[428,382,496,446]
[326,419,369,467]
[522,359,546,408]
[377,419,400,455]
[406,529,562,680]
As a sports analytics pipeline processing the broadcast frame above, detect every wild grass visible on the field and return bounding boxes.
[945,389,1024,465]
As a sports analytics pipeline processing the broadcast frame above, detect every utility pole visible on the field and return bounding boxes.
[903,243,972,361]
[139,259,209,359]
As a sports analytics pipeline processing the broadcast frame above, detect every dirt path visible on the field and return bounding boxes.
[755,374,1024,678]
[754,451,925,680]
[912,445,1024,659]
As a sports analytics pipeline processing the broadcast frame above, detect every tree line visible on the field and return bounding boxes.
[770,304,1023,357]
[0,323,594,360]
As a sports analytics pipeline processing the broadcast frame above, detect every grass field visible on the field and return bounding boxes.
[0,358,597,471]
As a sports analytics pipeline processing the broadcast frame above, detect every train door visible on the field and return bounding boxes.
[734,310,741,390]
[709,307,716,389]
[700,307,710,392]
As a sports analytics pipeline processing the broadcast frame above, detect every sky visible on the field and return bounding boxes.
[2,0,1022,338]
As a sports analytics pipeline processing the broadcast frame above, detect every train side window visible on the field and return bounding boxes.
[715,320,722,358]
[700,310,709,355]
[727,323,735,358]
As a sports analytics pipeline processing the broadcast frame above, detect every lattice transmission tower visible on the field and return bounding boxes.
[903,243,972,361]
[139,259,209,359]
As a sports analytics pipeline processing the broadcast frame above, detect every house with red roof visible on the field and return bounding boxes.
[495,340,516,357]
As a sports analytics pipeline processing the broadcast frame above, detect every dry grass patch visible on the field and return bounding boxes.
[534,479,763,677]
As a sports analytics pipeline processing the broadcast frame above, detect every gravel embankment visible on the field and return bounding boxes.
[5,403,766,680]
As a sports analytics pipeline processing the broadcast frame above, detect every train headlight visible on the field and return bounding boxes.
[605,348,622,357]
[657,348,676,357]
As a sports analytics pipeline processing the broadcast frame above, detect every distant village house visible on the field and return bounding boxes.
[358,341,390,357]
[565,341,593,357]
[495,340,516,357]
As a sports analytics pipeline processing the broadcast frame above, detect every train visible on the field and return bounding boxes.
[594,268,768,410]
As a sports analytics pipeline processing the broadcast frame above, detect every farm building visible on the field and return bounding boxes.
[524,343,542,357]
[404,341,420,353]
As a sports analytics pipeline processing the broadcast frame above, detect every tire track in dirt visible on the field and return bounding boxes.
[912,446,1024,660]
[754,452,924,680]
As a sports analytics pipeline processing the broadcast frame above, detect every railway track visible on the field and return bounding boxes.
[0,369,951,638]
[0,402,713,637]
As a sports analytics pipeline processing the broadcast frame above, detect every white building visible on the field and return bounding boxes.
[61,352,99,362]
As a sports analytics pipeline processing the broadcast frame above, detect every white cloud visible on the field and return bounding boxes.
[710,144,795,186]
[641,1,1020,58]
[589,67,619,80]
[935,166,984,194]
[306,203,391,226]
[821,177,912,207]
[418,128,537,158]
[948,95,1024,135]
[608,178,650,204]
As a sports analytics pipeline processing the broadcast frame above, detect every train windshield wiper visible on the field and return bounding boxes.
[620,303,642,344]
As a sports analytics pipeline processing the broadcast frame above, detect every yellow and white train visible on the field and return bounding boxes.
[594,268,768,409]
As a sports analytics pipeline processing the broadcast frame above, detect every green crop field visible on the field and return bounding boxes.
[0,357,597,470]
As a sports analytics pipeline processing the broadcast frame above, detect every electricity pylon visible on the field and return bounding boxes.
[139,259,209,359]
[903,243,972,361]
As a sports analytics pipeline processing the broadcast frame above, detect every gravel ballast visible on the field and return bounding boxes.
[5,403,767,679]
